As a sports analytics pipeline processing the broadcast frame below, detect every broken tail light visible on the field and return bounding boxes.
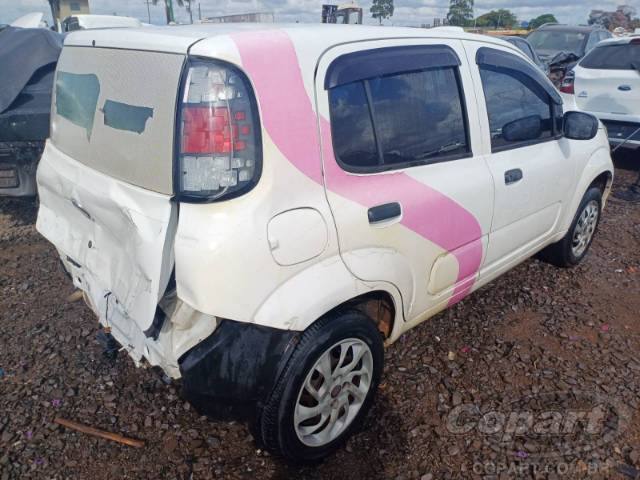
[559,70,575,95]
[176,59,261,202]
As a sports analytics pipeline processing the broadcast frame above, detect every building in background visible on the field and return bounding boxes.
[48,0,91,26]
[203,12,274,23]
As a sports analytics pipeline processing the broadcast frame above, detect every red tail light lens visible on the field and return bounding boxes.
[559,71,575,94]
[177,60,261,201]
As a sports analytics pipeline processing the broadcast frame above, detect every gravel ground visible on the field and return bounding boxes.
[1,151,639,480]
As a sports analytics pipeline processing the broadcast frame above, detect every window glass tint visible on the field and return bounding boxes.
[329,66,469,171]
[527,31,586,55]
[480,66,554,150]
[581,44,640,70]
[329,82,378,168]
[585,33,599,51]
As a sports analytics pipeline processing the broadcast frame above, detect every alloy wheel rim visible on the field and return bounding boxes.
[571,200,599,258]
[294,338,373,447]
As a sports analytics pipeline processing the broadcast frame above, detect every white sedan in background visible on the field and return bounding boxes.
[561,36,640,150]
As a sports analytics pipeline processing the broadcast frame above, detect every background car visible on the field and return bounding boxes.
[527,24,612,86]
[499,35,549,74]
[527,23,612,64]
[561,36,640,150]
[0,26,62,196]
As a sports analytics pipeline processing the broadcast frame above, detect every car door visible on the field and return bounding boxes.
[315,39,494,321]
[465,43,576,277]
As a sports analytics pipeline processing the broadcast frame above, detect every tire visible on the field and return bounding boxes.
[256,310,384,462]
[539,187,602,267]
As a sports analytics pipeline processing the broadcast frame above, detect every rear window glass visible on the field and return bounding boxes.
[581,44,640,70]
[329,66,469,172]
[528,31,586,55]
[52,47,184,194]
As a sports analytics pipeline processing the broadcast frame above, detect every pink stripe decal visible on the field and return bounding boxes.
[231,30,482,305]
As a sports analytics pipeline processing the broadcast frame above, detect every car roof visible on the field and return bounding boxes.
[535,24,602,33]
[63,23,522,55]
[595,35,638,46]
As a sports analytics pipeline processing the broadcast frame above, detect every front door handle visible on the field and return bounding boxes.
[368,202,402,225]
[504,168,523,185]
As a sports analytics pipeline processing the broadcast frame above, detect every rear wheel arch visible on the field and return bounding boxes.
[321,290,397,340]
[253,254,404,337]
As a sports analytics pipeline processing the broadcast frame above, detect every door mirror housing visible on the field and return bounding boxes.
[563,111,599,140]
[502,115,542,142]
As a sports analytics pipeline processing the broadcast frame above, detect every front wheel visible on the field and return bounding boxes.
[540,187,602,267]
[256,310,384,462]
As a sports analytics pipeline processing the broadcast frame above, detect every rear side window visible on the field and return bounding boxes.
[329,65,469,172]
[581,43,640,70]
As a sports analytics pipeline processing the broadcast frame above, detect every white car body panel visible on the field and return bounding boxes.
[36,24,614,379]
[10,12,46,28]
[564,37,640,149]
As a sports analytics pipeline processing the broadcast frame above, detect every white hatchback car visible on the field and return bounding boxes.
[561,36,640,150]
[36,24,613,461]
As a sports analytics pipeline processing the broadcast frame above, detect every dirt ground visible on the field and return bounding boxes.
[1,151,639,480]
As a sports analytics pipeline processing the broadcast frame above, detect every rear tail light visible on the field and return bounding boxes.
[559,70,575,94]
[176,59,261,201]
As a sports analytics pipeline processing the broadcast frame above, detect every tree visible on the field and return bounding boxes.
[151,0,185,24]
[447,0,474,27]
[475,9,518,29]
[529,13,558,30]
[370,0,394,25]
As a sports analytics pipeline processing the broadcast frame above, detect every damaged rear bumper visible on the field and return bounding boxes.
[0,141,43,196]
[179,319,299,421]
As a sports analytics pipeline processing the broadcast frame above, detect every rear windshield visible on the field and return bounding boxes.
[581,43,640,70]
[52,47,184,194]
[528,30,586,54]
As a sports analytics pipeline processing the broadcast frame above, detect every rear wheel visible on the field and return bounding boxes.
[540,187,602,267]
[257,310,383,462]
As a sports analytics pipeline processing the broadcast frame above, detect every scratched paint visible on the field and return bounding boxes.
[231,30,483,305]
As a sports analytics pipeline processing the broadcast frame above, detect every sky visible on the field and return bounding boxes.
[1,0,638,28]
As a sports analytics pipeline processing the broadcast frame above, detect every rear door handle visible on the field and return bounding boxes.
[368,202,402,225]
[504,168,523,185]
[618,85,632,92]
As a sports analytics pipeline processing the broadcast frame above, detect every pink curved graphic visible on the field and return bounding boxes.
[231,30,483,305]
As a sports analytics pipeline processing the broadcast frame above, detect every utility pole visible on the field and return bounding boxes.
[144,0,151,23]
[198,2,202,21]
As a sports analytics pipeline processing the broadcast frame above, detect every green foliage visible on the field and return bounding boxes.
[475,9,518,29]
[447,0,474,27]
[529,13,558,30]
[370,0,394,25]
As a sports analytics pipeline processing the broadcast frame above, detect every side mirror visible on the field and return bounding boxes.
[563,111,599,140]
[502,115,542,142]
